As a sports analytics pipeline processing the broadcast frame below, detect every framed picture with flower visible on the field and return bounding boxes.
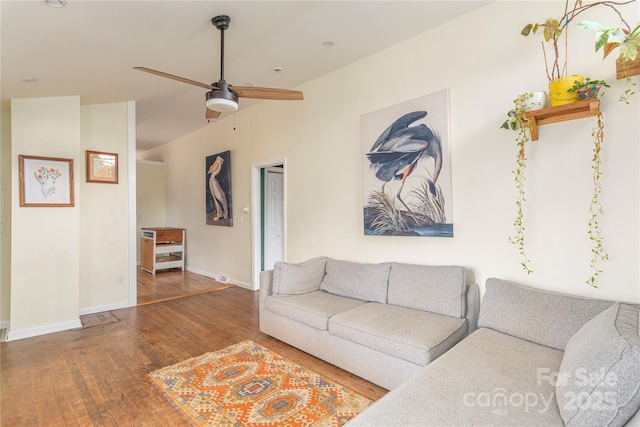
[19,155,74,207]
[86,150,118,184]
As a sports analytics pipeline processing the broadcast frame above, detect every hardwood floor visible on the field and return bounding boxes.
[1,286,387,426]
[137,268,234,305]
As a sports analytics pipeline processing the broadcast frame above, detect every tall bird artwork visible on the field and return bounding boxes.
[366,111,442,220]
[207,156,228,221]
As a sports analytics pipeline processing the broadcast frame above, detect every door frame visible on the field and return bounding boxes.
[251,158,287,290]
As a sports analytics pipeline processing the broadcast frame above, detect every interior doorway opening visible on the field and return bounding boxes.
[251,159,286,290]
[262,166,284,271]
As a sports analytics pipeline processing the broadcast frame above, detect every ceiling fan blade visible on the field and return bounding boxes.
[134,67,216,90]
[206,108,222,119]
[231,86,304,101]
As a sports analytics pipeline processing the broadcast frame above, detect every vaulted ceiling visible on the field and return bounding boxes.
[1,1,490,152]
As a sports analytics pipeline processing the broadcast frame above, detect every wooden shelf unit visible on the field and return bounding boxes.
[524,99,600,141]
[141,227,185,274]
[616,56,640,80]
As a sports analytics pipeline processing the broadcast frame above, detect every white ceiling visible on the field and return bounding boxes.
[1,0,490,152]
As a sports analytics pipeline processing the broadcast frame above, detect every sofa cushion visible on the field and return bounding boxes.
[387,263,465,318]
[328,302,466,366]
[272,257,327,296]
[557,303,640,427]
[319,259,390,303]
[264,290,366,331]
[478,278,614,350]
[348,328,565,426]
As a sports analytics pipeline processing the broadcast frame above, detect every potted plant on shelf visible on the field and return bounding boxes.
[577,19,640,102]
[567,77,610,99]
[576,20,640,64]
[521,0,634,106]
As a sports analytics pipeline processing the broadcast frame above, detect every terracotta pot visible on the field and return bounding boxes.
[548,74,583,106]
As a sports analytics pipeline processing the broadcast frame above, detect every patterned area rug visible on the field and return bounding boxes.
[148,340,373,426]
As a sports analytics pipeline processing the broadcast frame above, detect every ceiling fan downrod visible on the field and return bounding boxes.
[211,15,230,82]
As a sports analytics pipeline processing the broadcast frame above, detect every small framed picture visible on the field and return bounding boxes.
[19,155,75,207]
[86,150,118,184]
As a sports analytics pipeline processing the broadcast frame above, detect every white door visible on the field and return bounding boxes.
[263,168,284,270]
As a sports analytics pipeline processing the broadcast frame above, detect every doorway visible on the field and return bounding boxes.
[251,159,286,289]
[263,167,284,271]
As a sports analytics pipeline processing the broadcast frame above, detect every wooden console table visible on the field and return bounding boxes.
[140,227,185,274]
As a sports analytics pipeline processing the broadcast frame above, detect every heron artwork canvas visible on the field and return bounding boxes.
[206,150,233,227]
[361,90,453,237]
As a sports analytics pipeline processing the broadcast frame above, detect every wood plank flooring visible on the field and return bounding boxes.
[137,268,234,306]
[1,284,387,426]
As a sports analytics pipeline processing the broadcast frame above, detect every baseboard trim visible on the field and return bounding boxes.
[6,319,82,341]
[230,280,254,291]
[0,320,9,330]
[185,266,217,279]
[186,267,257,291]
[79,302,130,316]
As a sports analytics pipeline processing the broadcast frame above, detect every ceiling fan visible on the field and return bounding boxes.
[134,15,304,120]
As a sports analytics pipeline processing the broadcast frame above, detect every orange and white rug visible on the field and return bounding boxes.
[148,340,373,426]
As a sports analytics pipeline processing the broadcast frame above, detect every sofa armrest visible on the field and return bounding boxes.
[465,282,479,335]
[259,269,274,308]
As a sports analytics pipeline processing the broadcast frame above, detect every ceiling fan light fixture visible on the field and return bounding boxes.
[206,89,238,113]
[135,13,303,122]
[43,0,67,7]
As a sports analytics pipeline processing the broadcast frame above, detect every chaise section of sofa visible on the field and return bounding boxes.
[348,278,640,426]
[259,257,479,390]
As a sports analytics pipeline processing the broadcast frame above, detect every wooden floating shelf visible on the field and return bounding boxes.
[524,99,600,141]
[616,56,640,80]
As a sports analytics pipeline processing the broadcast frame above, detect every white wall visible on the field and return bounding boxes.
[140,1,640,304]
[79,103,130,314]
[9,96,82,338]
[136,160,166,264]
[5,98,133,339]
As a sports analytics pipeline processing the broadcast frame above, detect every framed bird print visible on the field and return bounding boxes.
[205,150,233,227]
[361,89,453,237]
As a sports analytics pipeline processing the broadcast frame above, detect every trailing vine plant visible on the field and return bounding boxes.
[619,77,637,104]
[501,93,534,274]
[501,88,611,285]
[586,110,608,287]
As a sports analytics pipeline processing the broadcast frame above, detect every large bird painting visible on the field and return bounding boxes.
[206,150,232,227]
[361,90,453,236]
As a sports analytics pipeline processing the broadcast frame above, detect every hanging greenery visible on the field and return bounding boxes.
[501,93,534,274]
[619,77,637,103]
[502,86,613,286]
[586,110,609,287]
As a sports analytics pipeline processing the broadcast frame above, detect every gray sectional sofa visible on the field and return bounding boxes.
[259,257,479,390]
[349,277,640,426]
[260,258,640,425]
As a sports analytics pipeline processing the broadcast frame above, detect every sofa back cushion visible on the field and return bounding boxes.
[387,263,466,318]
[557,303,640,427]
[319,259,391,303]
[272,257,327,296]
[478,278,614,350]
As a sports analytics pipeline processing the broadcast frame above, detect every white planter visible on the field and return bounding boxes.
[524,91,548,111]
